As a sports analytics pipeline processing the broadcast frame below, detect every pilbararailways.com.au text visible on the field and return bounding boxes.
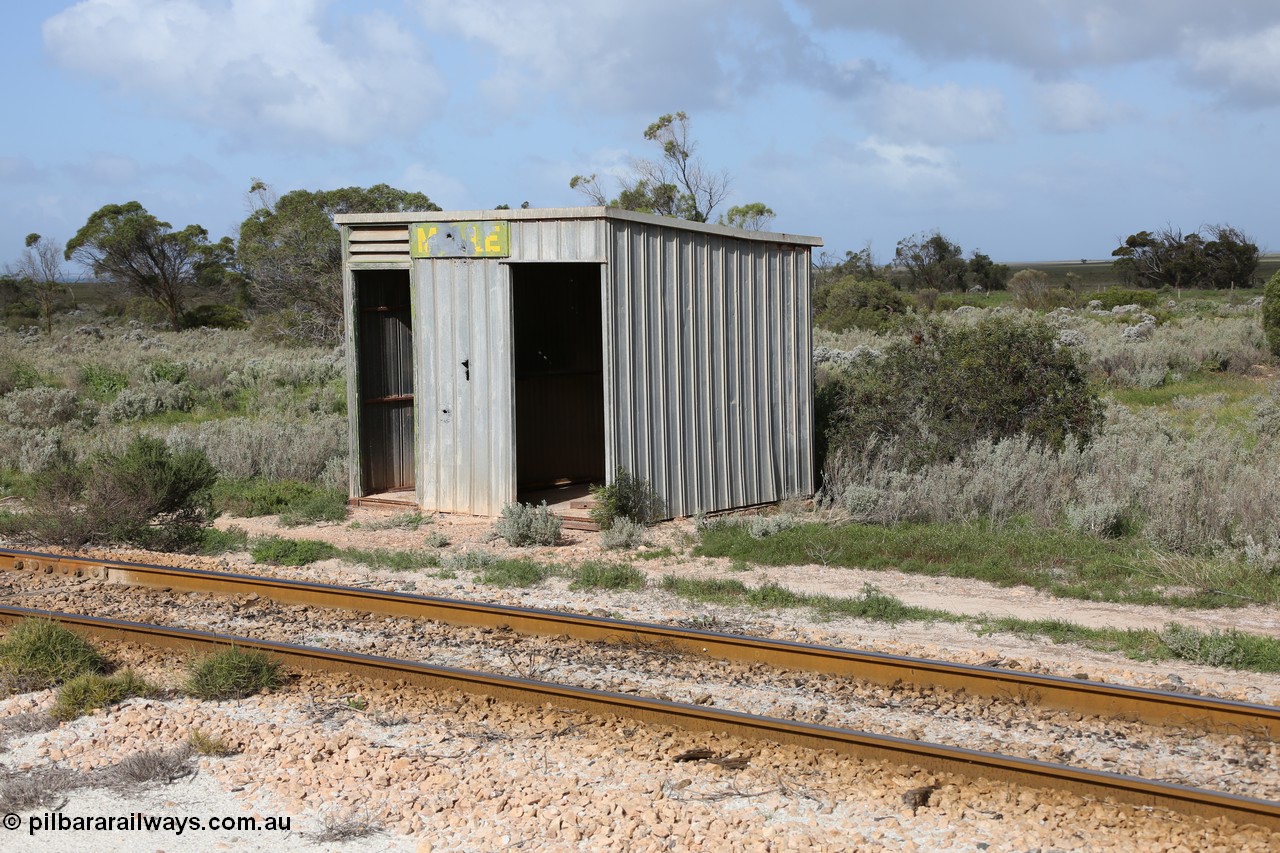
[6,811,292,836]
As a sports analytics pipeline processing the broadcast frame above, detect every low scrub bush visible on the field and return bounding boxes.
[200,525,250,554]
[162,415,346,482]
[51,669,156,721]
[822,404,1280,564]
[590,467,665,529]
[181,303,248,330]
[18,436,217,550]
[99,380,193,423]
[1264,270,1280,357]
[748,513,802,539]
[76,363,128,399]
[0,386,84,429]
[826,315,1103,470]
[599,517,648,550]
[1008,270,1077,310]
[251,536,338,566]
[0,359,43,395]
[813,278,910,333]
[1088,288,1159,311]
[493,502,561,546]
[183,648,282,700]
[0,619,107,692]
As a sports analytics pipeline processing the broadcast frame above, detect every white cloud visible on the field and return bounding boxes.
[1190,25,1280,107]
[412,0,874,113]
[851,137,960,195]
[1032,81,1126,133]
[42,0,444,146]
[798,0,1280,106]
[0,156,48,183]
[868,82,1007,144]
[65,152,141,184]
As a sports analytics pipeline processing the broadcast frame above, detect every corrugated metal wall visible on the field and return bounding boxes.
[605,220,813,517]
[342,209,815,518]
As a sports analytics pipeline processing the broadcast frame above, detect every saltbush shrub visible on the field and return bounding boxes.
[181,303,248,330]
[1008,270,1077,310]
[1264,270,1280,357]
[599,517,648,550]
[493,502,561,546]
[813,278,910,333]
[590,467,664,529]
[18,436,217,550]
[826,315,1103,469]
[1088,288,1159,311]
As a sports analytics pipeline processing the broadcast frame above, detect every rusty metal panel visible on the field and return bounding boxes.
[605,220,814,517]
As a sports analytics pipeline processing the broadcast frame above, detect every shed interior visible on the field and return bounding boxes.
[355,269,415,499]
[512,263,605,496]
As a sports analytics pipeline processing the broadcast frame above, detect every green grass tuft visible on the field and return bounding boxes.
[568,561,646,591]
[476,559,551,588]
[251,536,338,566]
[183,647,283,700]
[0,619,108,692]
[51,669,157,721]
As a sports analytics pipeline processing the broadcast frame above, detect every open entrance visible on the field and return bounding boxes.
[512,263,605,502]
[355,269,415,499]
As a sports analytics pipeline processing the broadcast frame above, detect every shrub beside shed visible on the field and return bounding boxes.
[337,206,821,519]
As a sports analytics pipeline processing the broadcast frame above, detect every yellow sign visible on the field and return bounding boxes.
[410,221,510,258]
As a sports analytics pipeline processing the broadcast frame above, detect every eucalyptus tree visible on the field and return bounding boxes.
[65,202,232,331]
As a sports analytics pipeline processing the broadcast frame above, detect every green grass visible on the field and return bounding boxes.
[977,617,1280,673]
[1107,371,1262,409]
[635,547,674,561]
[214,478,348,524]
[659,576,949,625]
[568,561,646,591]
[693,521,1280,609]
[250,536,338,566]
[188,729,238,757]
[52,669,157,721]
[200,525,250,554]
[659,573,1280,674]
[0,619,108,691]
[475,559,551,588]
[183,647,283,700]
[338,547,439,571]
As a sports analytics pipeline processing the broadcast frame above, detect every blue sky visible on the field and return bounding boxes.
[3,0,1279,272]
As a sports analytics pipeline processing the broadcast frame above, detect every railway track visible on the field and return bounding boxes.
[2,546,1279,832]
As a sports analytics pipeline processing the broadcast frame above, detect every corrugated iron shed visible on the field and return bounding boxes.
[337,206,822,519]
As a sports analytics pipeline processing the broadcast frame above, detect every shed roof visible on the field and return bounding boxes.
[334,205,823,248]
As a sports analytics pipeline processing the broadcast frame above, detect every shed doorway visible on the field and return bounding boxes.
[355,270,415,498]
[512,263,605,496]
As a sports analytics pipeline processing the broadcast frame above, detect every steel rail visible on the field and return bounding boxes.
[3,547,1280,740]
[0,604,1276,833]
